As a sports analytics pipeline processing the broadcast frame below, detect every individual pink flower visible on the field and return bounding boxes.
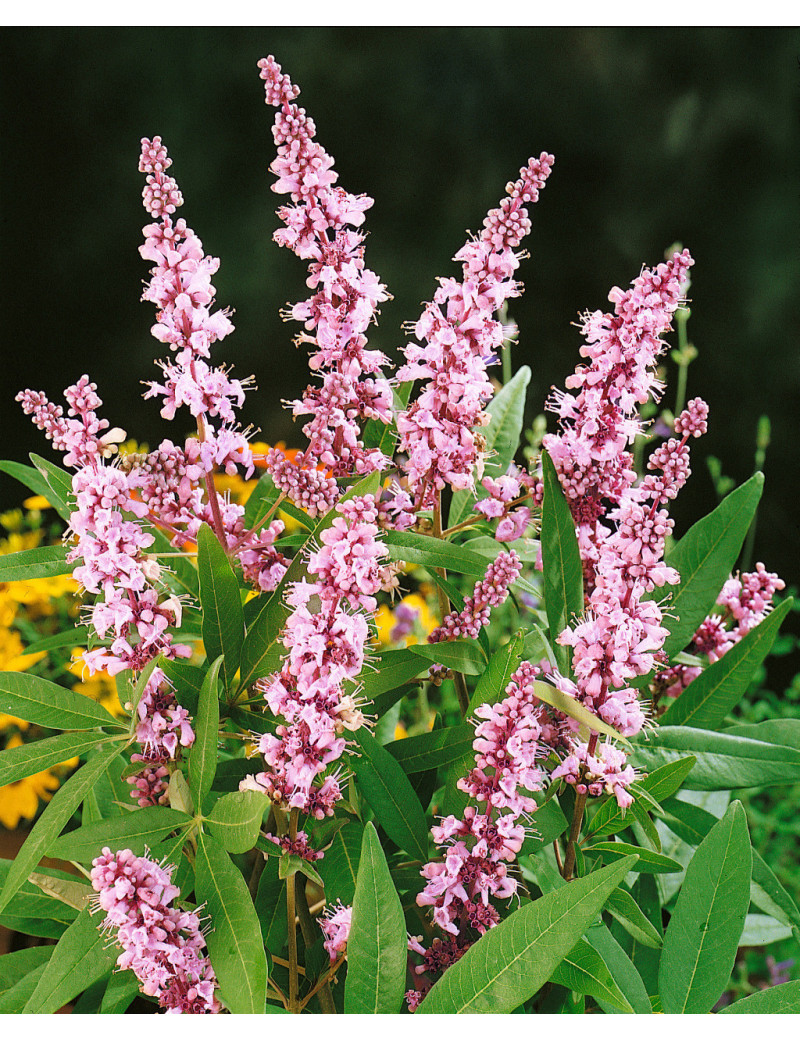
[318,901,352,961]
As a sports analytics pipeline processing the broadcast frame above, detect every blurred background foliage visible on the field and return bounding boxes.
[1,26,798,689]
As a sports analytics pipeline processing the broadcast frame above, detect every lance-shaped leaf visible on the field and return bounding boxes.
[631,726,800,790]
[604,886,663,949]
[385,723,475,774]
[204,790,267,854]
[583,841,683,874]
[448,365,531,529]
[254,856,287,954]
[660,598,793,728]
[0,459,58,506]
[0,742,121,914]
[719,979,800,1014]
[0,544,73,582]
[99,970,140,1014]
[22,904,119,1013]
[195,832,268,1014]
[659,473,763,657]
[467,631,525,714]
[532,680,629,746]
[344,823,407,1014]
[31,453,74,522]
[586,924,652,1014]
[0,730,108,787]
[315,820,364,907]
[550,937,635,1013]
[49,805,192,864]
[0,670,122,731]
[197,523,245,693]
[586,756,696,838]
[408,639,486,675]
[0,962,50,1013]
[383,529,491,576]
[189,656,223,807]
[349,728,428,861]
[417,855,637,1014]
[360,648,426,703]
[539,449,583,673]
[659,801,751,1014]
[0,947,53,998]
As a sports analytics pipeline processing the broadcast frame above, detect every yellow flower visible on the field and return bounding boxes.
[375,593,438,647]
[22,495,52,511]
[0,733,62,830]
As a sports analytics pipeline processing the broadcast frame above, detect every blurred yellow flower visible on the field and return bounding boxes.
[0,733,71,830]
[22,495,52,511]
[375,593,438,647]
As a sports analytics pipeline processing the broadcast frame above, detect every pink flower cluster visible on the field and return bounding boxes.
[91,847,219,1014]
[396,154,553,511]
[408,662,550,1006]
[318,901,352,961]
[258,56,394,480]
[475,467,536,542]
[551,739,635,808]
[657,562,786,700]
[128,668,195,807]
[241,495,390,815]
[429,550,521,642]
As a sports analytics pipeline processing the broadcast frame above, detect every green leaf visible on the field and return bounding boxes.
[660,473,764,657]
[550,937,634,1013]
[660,598,793,728]
[142,522,200,599]
[0,459,59,506]
[724,717,800,747]
[532,679,630,746]
[604,886,663,949]
[205,790,267,854]
[385,723,475,774]
[349,728,429,861]
[189,655,223,807]
[408,639,486,674]
[49,805,192,863]
[237,586,287,693]
[99,970,140,1014]
[0,946,53,997]
[27,871,92,912]
[448,365,531,528]
[587,756,696,838]
[467,632,525,713]
[659,801,751,1014]
[540,449,583,673]
[631,726,800,790]
[21,628,86,657]
[0,670,121,731]
[383,529,491,576]
[0,543,73,582]
[197,523,245,692]
[344,823,407,1014]
[23,904,119,1013]
[360,648,426,703]
[195,832,268,1014]
[0,742,121,914]
[315,820,364,906]
[586,923,652,1014]
[31,453,74,522]
[277,852,324,887]
[0,730,107,787]
[750,847,800,939]
[519,795,569,855]
[583,841,683,873]
[739,913,793,945]
[0,962,49,1013]
[417,855,637,1013]
[719,979,800,1014]
[254,856,287,954]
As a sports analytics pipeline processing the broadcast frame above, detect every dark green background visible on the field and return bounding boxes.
[2,27,798,679]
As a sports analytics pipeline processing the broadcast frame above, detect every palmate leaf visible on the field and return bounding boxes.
[23,904,118,1014]
[197,524,245,693]
[0,670,123,732]
[660,598,793,728]
[659,801,751,1014]
[0,543,74,582]
[0,742,122,914]
[195,832,268,1014]
[631,726,800,790]
[659,473,763,658]
[417,855,637,1014]
[447,365,531,529]
[539,449,583,674]
[349,729,429,862]
[344,823,407,1014]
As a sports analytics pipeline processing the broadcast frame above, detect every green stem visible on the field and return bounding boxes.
[561,731,598,881]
